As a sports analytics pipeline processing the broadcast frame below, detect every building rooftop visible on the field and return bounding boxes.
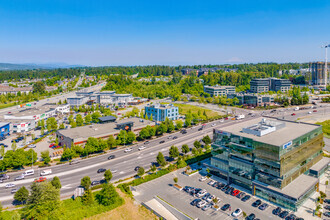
[98,115,117,123]
[216,117,320,147]
[57,117,154,141]
[204,85,235,89]
[111,94,132,97]
[10,104,57,117]
[0,122,9,127]
[146,103,177,110]
[254,174,318,200]
[309,157,330,172]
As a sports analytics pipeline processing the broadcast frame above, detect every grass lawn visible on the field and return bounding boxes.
[0,102,16,109]
[316,120,330,139]
[173,103,221,118]
[2,189,125,220]
[85,190,157,220]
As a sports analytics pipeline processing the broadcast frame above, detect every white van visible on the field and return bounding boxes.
[294,107,300,111]
[40,169,52,176]
[23,169,34,176]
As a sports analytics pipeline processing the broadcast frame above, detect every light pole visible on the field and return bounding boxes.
[322,44,330,88]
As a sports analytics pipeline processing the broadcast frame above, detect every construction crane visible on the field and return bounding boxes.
[322,44,330,87]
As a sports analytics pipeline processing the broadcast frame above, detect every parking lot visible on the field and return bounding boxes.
[134,169,307,220]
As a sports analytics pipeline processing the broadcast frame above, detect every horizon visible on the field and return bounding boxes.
[1,0,330,66]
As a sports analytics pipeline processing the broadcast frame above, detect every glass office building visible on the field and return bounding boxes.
[208,117,324,211]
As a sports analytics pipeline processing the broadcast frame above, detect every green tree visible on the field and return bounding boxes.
[14,186,29,204]
[181,144,190,154]
[91,111,101,122]
[61,148,75,161]
[176,156,187,168]
[51,176,62,189]
[104,170,113,183]
[202,135,212,145]
[59,123,65,129]
[106,135,117,149]
[192,147,198,156]
[157,152,166,167]
[0,146,4,157]
[96,183,119,206]
[149,114,153,121]
[82,189,94,205]
[68,115,74,124]
[137,167,145,176]
[33,81,46,94]
[194,140,201,149]
[81,176,91,190]
[84,114,92,124]
[169,145,180,159]
[176,120,183,130]
[46,117,58,131]
[150,164,157,172]
[70,120,77,128]
[76,114,84,126]
[173,177,178,183]
[41,150,51,164]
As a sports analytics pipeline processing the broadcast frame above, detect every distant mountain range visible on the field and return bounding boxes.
[0,62,85,70]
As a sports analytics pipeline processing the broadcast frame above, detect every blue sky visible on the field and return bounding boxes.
[0,0,329,66]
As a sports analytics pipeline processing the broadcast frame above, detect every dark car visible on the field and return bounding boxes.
[144,141,150,144]
[97,168,106,173]
[324,212,330,217]
[295,218,304,220]
[324,199,330,204]
[190,199,201,206]
[237,192,246,199]
[285,214,296,220]
[242,195,251,202]
[252,199,262,207]
[245,213,256,220]
[173,136,177,139]
[107,155,115,160]
[221,204,231,211]
[134,166,140,171]
[279,211,289,218]
[258,203,269,210]
[222,185,230,191]
[324,205,330,210]
[272,207,282,215]
[91,180,101,186]
[159,140,165,144]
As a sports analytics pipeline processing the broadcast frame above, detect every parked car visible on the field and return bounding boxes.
[199,176,207,182]
[221,204,231,211]
[5,183,15,188]
[208,180,216,186]
[324,212,330,217]
[91,180,101,186]
[34,177,47,183]
[237,192,245,199]
[258,203,269,210]
[97,168,106,173]
[28,144,36,148]
[196,189,207,198]
[272,207,282,215]
[14,175,25,181]
[202,203,212,211]
[246,213,256,220]
[252,199,262,207]
[324,199,330,204]
[242,195,251,202]
[196,200,207,208]
[190,199,201,206]
[232,208,242,217]
[107,155,115,160]
[286,214,296,220]
[279,211,289,218]
[232,190,240,196]
[324,205,330,210]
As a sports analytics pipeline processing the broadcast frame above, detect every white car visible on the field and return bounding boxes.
[124,148,132,153]
[232,208,242,217]
[28,144,36,148]
[208,180,216,186]
[199,176,207,182]
[197,189,207,198]
[40,169,52,176]
[220,119,224,123]
[211,123,216,127]
[308,111,312,114]
[197,200,207,208]
[138,146,146,151]
[5,183,15,188]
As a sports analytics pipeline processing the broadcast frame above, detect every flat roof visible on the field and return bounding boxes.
[254,174,318,200]
[98,116,116,122]
[57,117,154,141]
[216,117,320,146]
[204,85,235,89]
[11,104,57,117]
[309,157,330,172]
[0,122,9,127]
